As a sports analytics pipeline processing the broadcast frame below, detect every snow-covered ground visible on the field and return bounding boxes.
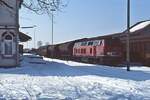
[0,54,150,100]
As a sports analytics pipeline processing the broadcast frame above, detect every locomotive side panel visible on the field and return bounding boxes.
[104,38,123,57]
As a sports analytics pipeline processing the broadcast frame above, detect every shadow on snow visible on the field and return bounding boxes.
[0,55,149,81]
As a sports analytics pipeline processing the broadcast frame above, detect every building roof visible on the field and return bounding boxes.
[19,32,31,42]
[130,20,150,32]
[75,20,150,41]
[106,20,150,38]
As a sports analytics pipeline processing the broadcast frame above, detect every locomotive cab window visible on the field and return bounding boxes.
[93,40,99,46]
[88,42,93,46]
[100,41,103,45]
[81,42,87,46]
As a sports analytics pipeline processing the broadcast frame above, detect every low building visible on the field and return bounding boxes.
[19,32,32,55]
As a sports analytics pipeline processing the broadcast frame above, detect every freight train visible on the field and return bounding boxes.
[37,20,150,66]
[37,36,123,66]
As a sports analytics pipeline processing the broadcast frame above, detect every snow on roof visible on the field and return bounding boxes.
[130,20,150,32]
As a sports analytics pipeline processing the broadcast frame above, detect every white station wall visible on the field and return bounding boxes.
[0,0,17,26]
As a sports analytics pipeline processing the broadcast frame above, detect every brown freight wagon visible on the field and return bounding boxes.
[47,45,59,58]
[37,46,48,57]
[112,20,150,66]
[57,41,75,60]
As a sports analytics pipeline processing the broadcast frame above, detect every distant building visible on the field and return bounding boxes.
[0,0,30,67]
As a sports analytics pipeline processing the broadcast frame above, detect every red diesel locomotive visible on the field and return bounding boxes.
[73,37,123,65]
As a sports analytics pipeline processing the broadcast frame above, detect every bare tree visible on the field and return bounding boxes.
[0,0,14,9]
[0,0,68,15]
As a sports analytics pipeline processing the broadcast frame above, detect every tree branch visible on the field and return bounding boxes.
[0,0,13,9]
[22,0,68,15]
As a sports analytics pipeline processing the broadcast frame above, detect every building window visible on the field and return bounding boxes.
[2,32,15,57]
[5,35,12,40]
[5,41,13,56]
[4,35,13,56]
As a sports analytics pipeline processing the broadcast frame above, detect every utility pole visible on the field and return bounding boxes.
[52,11,54,45]
[16,0,19,65]
[126,0,130,71]
[34,26,36,48]
[51,8,55,59]
[51,9,55,45]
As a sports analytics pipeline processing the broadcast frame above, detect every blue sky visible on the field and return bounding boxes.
[19,0,150,48]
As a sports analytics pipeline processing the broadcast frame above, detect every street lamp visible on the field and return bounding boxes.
[126,0,130,71]
[20,25,36,29]
[50,8,56,60]
[51,8,56,45]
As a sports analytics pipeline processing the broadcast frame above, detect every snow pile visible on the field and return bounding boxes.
[0,54,149,99]
[130,21,150,32]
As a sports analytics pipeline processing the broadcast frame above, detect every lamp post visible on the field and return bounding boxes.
[126,0,130,71]
[51,9,56,45]
[33,25,36,48]
[16,0,19,65]
[50,8,56,59]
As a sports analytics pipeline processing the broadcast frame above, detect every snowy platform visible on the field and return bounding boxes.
[23,54,46,64]
[0,54,149,100]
